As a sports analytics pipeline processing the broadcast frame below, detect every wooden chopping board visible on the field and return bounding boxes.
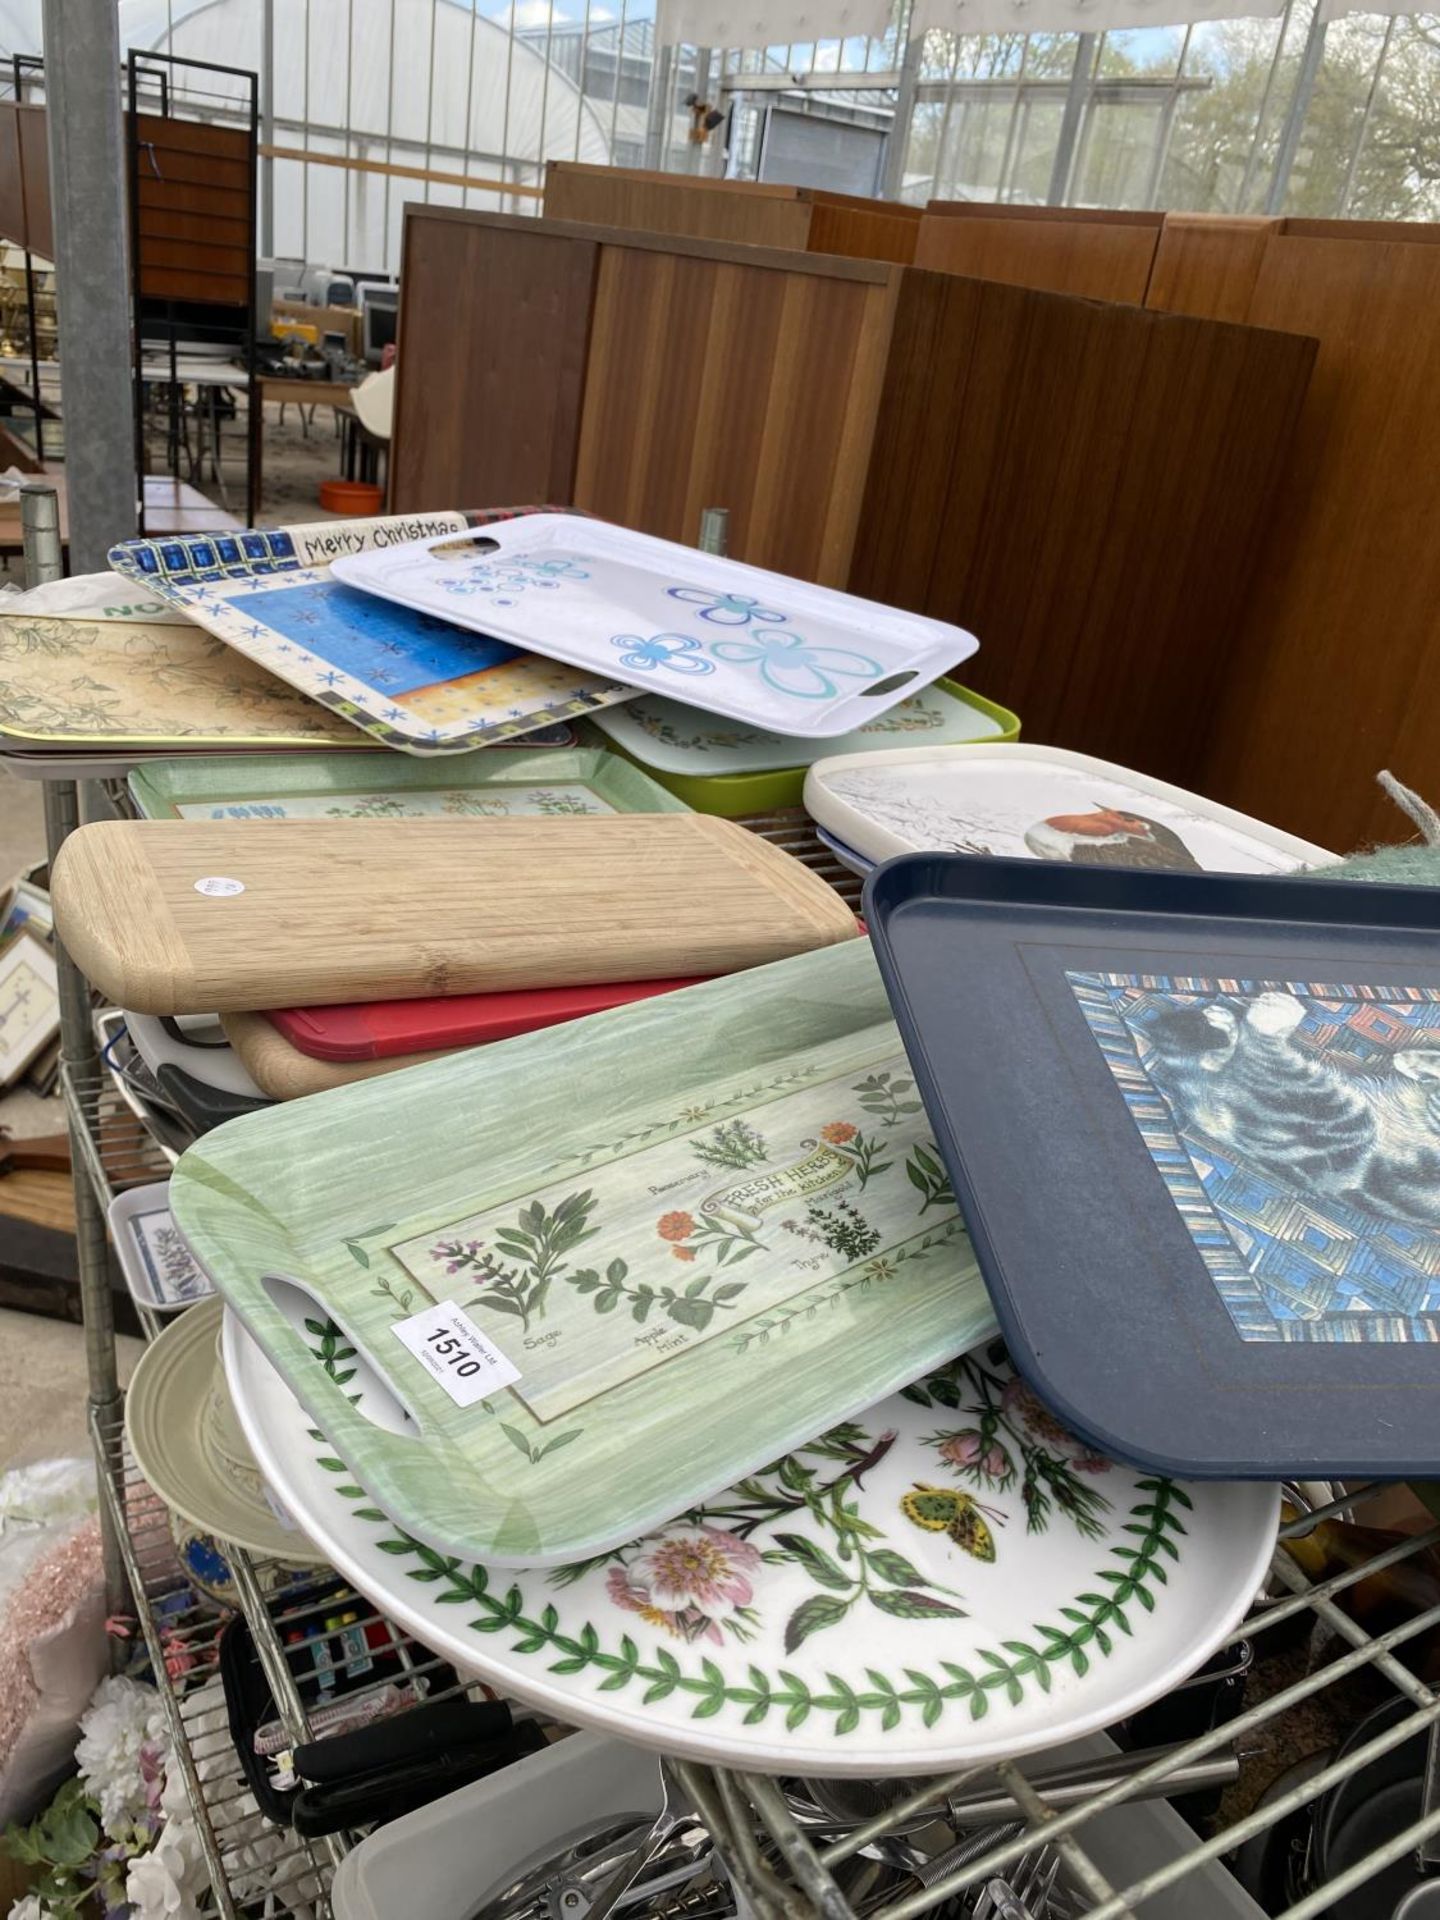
[222,1013,444,1098]
[52,815,859,1015]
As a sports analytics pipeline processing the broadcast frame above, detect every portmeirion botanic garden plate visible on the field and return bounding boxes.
[332,517,977,740]
[223,1312,1279,1775]
[127,746,688,822]
[805,744,1333,873]
[170,942,997,1569]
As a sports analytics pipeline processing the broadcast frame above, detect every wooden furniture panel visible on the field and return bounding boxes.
[544,163,815,249]
[914,206,1161,304]
[543,163,920,263]
[137,175,251,224]
[15,105,50,260]
[850,271,1316,784]
[1180,230,1440,851]
[571,237,896,584]
[1146,215,1280,323]
[391,210,598,512]
[0,107,23,252]
[806,198,919,265]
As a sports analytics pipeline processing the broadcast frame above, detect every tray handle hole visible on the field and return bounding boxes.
[859,671,918,698]
[263,1274,424,1438]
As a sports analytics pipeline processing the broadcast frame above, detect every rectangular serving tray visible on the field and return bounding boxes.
[108,511,633,756]
[127,745,688,822]
[170,940,995,1567]
[332,516,978,740]
[864,854,1440,1479]
[588,678,1019,818]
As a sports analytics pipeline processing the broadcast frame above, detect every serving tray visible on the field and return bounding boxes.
[807,744,1333,873]
[127,745,685,822]
[108,1182,216,1312]
[224,1309,1278,1772]
[171,941,996,1567]
[51,814,859,1015]
[865,856,1440,1478]
[269,976,708,1063]
[589,678,1018,816]
[109,512,632,756]
[332,516,977,740]
[0,610,367,751]
[221,1013,441,1098]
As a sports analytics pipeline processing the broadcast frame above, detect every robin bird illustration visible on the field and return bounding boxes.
[1023,805,1203,870]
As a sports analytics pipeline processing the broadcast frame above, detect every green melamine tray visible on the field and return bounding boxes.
[588,679,1020,818]
[170,941,996,1569]
[127,746,689,821]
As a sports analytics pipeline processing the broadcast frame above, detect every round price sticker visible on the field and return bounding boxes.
[193,876,245,897]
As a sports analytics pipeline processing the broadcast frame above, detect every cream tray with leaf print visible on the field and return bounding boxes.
[169,941,999,1569]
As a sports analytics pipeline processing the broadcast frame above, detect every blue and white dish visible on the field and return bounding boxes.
[332,516,977,741]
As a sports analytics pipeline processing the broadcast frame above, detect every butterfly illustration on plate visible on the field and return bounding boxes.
[901,1483,1006,1563]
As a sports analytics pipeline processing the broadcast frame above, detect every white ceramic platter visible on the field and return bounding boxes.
[224,1312,1278,1777]
[805,744,1334,872]
[332,517,978,741]
[108,1182,216,1312]
[590,680,1006,778]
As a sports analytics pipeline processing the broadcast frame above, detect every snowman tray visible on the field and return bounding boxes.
[170,941,997,1567]
[865,855,1440,1479]
[331,515,978,740]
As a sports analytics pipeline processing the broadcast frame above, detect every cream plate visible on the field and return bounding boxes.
[804,744,1333,873]
[224,1311,1278,1777]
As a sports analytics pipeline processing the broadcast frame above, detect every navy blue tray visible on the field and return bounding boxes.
[863,853,1440,1478]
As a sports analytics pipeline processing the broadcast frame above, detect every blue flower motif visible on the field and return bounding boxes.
[526,558,590,581]
[667,587,788,626]
[710,628,883,701]
[611,632,716,678]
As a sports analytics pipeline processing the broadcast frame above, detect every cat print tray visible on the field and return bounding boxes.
[805,744,1333,874]
[169,941,998,1568]
[331,516,978,740]
[864,855,1440,1478]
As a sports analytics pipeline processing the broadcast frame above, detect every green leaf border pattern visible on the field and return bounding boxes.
[305,1326,1191,1738]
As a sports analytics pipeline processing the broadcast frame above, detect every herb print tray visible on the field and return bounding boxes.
[331,516,977,740]
[108,512,633,757]
[108,1183,215,1312]
[224,1313,1279,1774]
[126,746,687,822]
[170,943,997,1567]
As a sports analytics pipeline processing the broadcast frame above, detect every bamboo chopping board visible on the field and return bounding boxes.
[222,1013,444,1098]
[52,815,859,1015]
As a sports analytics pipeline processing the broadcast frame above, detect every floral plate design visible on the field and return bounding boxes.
[223,1313,1279,1776]
[331,516,976,741]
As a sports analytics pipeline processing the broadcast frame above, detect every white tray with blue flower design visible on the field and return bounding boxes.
[223,1311,1278,1775]
[331,516,977,740]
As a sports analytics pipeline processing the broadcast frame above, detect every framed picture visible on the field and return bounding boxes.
[0,931,59,1086]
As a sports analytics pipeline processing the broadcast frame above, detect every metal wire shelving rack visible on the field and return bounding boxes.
[41,755,1440,1918]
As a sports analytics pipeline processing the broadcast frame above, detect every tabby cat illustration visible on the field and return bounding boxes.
[1128,990,1440,1230]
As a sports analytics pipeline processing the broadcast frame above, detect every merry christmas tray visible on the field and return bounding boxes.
[864,854,1440,1479]
[108,511,632,756]
[169,940,997,1567]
